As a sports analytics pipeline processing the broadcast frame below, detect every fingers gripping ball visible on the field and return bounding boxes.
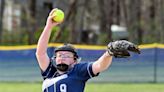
[107,40,141,58]
[52,9,65,23]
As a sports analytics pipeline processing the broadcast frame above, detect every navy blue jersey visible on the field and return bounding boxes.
[41,61,98,92]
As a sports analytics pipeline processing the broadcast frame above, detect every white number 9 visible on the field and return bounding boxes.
[60,84,67,92]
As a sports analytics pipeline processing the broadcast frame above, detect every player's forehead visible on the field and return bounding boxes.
[56,51,74,55]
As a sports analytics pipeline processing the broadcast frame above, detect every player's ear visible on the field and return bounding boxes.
[76,57,81,63]
[74,57,77,60]
[51,56,56,61]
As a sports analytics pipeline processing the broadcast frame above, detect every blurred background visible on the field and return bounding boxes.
[1,0,164,45]
[0,0,164,92]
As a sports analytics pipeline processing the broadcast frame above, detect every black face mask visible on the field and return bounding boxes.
[56,64,69,72]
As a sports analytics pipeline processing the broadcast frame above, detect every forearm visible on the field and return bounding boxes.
[93,51,113,74]
[36,25,53,55]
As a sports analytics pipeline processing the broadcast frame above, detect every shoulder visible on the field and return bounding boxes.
[41,61,57,79]
[74,62,91,68]
[70,62,98,80]
[72,62,93,73]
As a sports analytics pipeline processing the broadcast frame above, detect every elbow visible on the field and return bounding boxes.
[35,51,39,56]
[95,60,111,72]
[35,51,47,60]
[35,50,46,56]
[99,64,109,72]
[93,62,108,73]
[35,49,40,56]
[35,51,40,57]
[103,65,109,71]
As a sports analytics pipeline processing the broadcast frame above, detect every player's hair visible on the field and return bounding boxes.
[54,43,79,60]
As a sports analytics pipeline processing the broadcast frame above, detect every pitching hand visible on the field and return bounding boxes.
[46,9,60,28]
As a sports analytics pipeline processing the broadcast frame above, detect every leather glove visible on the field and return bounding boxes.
[107,40,140,58]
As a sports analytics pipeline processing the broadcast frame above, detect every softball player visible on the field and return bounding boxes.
[36,9,140,92]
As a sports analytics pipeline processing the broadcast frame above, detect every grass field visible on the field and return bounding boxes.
[0,82,164,92]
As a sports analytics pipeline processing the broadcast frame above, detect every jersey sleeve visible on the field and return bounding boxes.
[75,62,99,80]
[41,61,57,80]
